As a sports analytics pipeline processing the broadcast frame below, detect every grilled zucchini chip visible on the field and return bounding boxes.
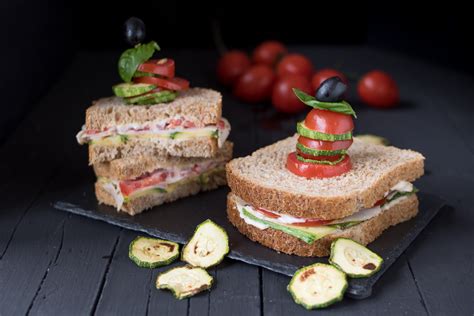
[288,263,347,309]
[129,236,179,268]
[356,134,389,146]
[156,265,213,299]
[182,219,229,268]
[329,238,383,278]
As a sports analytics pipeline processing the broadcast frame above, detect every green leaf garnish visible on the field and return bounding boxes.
[118,41,160,82]
[293,88,357,118]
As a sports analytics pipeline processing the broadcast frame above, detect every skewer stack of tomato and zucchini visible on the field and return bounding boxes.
[287,77,356,178]
[112,18,189,105]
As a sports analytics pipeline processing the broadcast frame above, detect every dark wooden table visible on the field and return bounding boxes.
[1,47,473,315]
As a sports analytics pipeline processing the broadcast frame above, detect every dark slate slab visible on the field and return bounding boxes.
[53,179,444,299]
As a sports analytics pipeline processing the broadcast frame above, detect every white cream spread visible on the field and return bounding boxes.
[76,117,231,147]
[236,181,416,230]
[102,181,125,210]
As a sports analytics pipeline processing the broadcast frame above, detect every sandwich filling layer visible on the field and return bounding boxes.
[98,162,226,210]
[77,117,231,148]
[235,181,417,244]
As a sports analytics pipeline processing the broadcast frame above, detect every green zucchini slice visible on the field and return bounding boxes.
[329,238,383,278]
[297,122,352,141]
[356,134,390,146]
[181,219,229,268]
[112,83,156,97]
[296,142,347,156]
[156,265,213,299]
[128,236,179,268]
[288,263,347,309]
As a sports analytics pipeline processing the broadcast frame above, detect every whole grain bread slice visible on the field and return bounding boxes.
[227,192,419,257]
[86,88,222,130]
[93,141,233,180]
[89,135,219,164]
[96,167,227,216]
[226,135,424,219]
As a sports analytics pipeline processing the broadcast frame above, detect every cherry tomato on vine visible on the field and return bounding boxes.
[271,75,312,113]
[358,70,399,108]
[233,65,276,103]
[217,50,251,86]
[252,41,287,66]
[277,54,314,79]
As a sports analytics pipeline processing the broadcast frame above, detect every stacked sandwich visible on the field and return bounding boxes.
[226,77,424,257]
[76,41,232,215]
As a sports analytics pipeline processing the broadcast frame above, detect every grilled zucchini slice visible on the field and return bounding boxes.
[128,236,179,268]
[156,265,213,299]
[329,238,383,278]
[288,263,347,309]
[181,219,229,268]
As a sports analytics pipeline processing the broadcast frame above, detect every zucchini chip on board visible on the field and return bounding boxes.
[129,236,179,268]
[182,219,229,268]
[288,263,347,309]
[156,265,213,299]
[329,238,383,278]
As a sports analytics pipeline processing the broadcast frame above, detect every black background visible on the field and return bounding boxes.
[1,1,472,144]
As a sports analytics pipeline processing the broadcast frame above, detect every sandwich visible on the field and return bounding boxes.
[226,78,424,257]
[76,35,233,214]
[95,141,233,215]
[77,88,231,164]
[226,135,423,257]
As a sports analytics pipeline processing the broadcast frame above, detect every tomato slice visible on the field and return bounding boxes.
[255,208,280,219]
[373,197,387,207]
[286,152,352,178]
[119,171,168,196]
[134,76,189,91]
[290,219,333,227]
[255,207,331,226]
[304,108,354,134]
[296,149,343,161]
[137,58,175,78]
[298,136,353,151]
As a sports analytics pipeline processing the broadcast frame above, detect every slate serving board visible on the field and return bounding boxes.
[54,185,444,299]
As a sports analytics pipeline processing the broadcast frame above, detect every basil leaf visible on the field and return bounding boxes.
[118,41,160,82]
[293,88,357,118]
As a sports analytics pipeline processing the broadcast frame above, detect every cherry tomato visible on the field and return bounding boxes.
[119,172,168,196]
[252,41,287,66]
[233,65,276,103]
[272,75,312,113]
[311,69,348,92]
[277,54,314,79]
[286,152,352,178]
[298,136,353,151]
[296,150,344,161]
[217,50,251,86]
[358,70,399,108]
[137,58,175,78]
[133,76,189,90]
[304,109,354,134]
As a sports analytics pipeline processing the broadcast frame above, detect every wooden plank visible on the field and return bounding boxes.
[262,254,427,315]
[94,230,152,315]
[208,261,261,316]
[25,215,120,315]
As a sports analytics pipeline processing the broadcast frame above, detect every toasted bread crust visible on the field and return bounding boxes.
[89,136,219,164]
[93,141,233,180]
[227,193,419,257]
[226,135,424,219]
[96,168,227,216]
[85,88,222,130]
